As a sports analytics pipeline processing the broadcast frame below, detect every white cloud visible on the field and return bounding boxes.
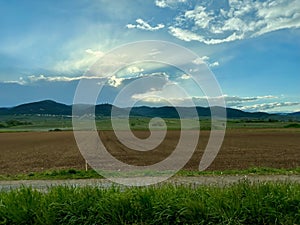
[3,77,27,85]
[193,56,220,68]
[186,95,278,107]
[126,18,165,31]
[169,0,300,44]
[155,0,187,8]
[193,56,209,65]
[108,71,169,88]
[85,49,104,57]
[155,0,167,8]
[237,102,300,111]
[131,90,277,107]
[209,62,220,68]
[4,75,104,85]
[185,6,212,29]
[126,24,136,29]
[126,66,144,74]
[169,27,203,42]
[180,74,191,80]
[131,94,220,107]
[107,75,125,87]
[209,61,220,67]
[169,27,245,44]
[224,95,277,103]
[131,76,189,104]
[28,75,81,82]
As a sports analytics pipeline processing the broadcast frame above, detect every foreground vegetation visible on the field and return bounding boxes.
[0,181,299,224]
[1,167,300,181]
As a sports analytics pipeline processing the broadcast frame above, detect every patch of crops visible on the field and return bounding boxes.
[284,123,300,128]
[0,181,299,224]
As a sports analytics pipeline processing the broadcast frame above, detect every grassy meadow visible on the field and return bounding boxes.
[1,114,300,132]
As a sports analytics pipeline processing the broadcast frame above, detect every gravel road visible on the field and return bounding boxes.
[1,175,299,191]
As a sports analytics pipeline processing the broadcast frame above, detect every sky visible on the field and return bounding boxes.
[0,0,299,112]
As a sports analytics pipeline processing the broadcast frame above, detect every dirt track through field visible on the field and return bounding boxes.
[1,175,300,191]
[1,129,300,175]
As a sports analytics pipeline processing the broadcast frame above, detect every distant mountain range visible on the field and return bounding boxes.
[0,100,299,120]
[289,111,300,117]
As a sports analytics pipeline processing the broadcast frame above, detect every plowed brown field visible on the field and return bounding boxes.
[1,129,299,174]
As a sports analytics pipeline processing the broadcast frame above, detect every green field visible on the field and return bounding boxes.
[1,115,300,132]
[0,181,299,224]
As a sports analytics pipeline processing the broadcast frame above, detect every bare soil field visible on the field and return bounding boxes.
[0,129,299,175]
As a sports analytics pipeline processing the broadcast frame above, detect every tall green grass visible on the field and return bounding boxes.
[0,181,299,224]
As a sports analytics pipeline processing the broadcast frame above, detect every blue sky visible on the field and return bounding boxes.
[0,0,299,112]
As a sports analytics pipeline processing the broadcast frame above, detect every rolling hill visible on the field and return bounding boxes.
[289,111,300,117]
[0,100,299,120]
